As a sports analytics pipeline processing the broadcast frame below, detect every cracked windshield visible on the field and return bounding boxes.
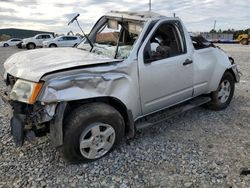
[77,19,142,59]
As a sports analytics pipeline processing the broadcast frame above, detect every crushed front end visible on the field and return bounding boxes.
[3,74,61,147]
[10,101,57,146]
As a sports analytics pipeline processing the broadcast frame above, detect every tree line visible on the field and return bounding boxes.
[209,28,250,39]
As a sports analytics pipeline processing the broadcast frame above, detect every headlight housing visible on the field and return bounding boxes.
[3,71,7,81]
[10,79,43,104]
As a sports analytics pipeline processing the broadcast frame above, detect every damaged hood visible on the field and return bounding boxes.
[4,48,119,82]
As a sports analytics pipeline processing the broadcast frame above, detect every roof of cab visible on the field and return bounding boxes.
[105,11,165,22]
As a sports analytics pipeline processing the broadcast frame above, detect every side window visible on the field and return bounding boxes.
[69,37,77,40]
[42,35,50,39]
[36,35,42,39]
[144,21,186,63]
[66,37,74,40]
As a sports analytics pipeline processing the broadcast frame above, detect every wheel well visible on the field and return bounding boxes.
[50,43,57,47]
[64,97,130,133]
[226,69,237,82]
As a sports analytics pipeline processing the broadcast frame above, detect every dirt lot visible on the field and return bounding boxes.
[0,45,250,187]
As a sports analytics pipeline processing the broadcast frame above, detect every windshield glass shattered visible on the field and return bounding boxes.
[77,18,143,59]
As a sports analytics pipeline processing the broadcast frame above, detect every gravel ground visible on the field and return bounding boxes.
[0,45,250,187]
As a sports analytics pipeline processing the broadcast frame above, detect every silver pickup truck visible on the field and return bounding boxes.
[2,11,240,163]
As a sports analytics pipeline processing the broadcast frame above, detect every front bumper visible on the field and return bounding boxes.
[8,101,34,146]
[10,104,26,146]
[16,42,23,48]
[21,43,27,48]
[2,100,52,146]
[5,100,66,147]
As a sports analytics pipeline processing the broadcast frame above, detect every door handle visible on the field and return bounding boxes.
[183,59,193,66]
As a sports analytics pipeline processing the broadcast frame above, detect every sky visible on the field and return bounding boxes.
[0,0,249,34]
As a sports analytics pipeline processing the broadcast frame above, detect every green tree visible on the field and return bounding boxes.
[0,34,11,41]
[209,29,216,33]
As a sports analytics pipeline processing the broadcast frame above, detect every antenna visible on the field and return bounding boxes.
[149,0,151,11]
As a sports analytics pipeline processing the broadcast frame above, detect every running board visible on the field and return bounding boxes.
[136,96,211,130]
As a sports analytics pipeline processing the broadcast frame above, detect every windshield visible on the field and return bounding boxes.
[77,18,143,59]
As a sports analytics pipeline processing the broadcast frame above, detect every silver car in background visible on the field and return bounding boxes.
[43,35,82,48]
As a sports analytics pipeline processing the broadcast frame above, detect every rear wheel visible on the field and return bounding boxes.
[62,103,125,163]
[206,72,235,110]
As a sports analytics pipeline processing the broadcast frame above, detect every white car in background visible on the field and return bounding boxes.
[22,34,54,49]
[43,36,81,48]
[0,38,22,47]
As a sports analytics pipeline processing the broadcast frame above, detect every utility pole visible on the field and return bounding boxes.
[149,0,151,11]
[213,20,217,31]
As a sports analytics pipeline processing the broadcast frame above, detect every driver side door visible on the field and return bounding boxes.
[35,35,44,46]
[138,20,194,114]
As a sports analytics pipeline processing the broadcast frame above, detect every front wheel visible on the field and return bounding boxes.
[3,43,9,47]
[49,44,57,48]
[206,72,235,110]
[241,38,249,45]
[62,103,125,163]
[27,43,36,50]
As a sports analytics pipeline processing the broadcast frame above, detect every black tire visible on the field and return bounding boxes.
[27,43,36,50]
[3,43,9,47]
[62,103,125,163]
[206,72,235,110]
[241,38,249,45]
[49,43,57,48]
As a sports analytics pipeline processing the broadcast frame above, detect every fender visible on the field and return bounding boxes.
[227,64,240,83]
[50,101,135,147]
[38,60,142,120]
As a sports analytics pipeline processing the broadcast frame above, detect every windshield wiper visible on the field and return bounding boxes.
[68,14,94,51]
